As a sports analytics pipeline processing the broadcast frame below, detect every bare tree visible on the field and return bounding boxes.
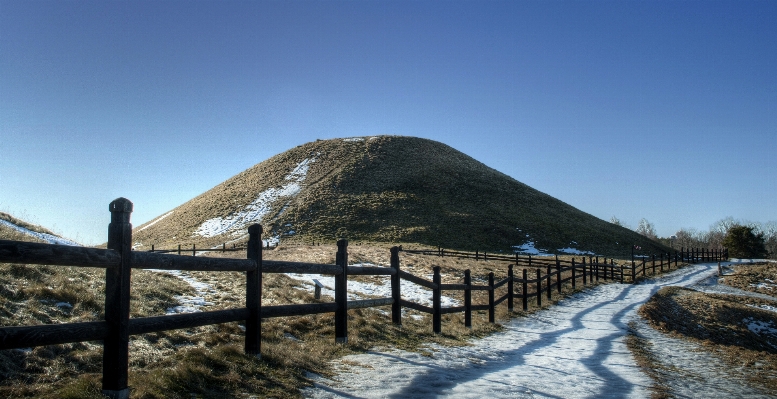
[610,216,622,226]
[636,218,657,239]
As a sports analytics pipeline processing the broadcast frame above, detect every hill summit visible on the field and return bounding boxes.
[133,136,666,256]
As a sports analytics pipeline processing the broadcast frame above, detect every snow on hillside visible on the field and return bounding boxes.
[194,158,314,238]
[138,211,174,232]
[0,218,80,246]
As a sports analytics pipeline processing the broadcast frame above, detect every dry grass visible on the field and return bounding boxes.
[638,286,777,394]
[719,261,777,297]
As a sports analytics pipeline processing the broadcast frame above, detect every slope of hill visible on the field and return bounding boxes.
[0,212,80,245]
[133,136,668,256]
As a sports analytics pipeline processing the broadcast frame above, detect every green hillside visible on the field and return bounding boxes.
[133,136,669,257]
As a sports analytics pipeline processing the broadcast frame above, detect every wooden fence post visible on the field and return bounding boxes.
[536,269,542,307]
[464,269,472,328]
[556,257,561,293]
[507,265,514,311]
[571,258,576,289]
[150,244,154,252]
[652,254,656,274]
[390,247,401,326]
[631,258,636,283]
[192,244,196,257]
[488,272,495,323]
[546,264,552,301]
[433,266,441,334]
[102,198,133,399]
[177,244,181,255]
[522,269,528,311]
[245,224,262,356]
[582,257,587,285]
[335,239,348,343]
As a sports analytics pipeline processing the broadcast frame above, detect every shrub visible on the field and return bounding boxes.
[723,225,768,258]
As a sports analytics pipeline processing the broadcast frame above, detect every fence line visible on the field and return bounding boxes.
[0,198,729,398]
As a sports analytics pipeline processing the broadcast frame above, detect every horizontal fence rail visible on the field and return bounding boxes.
[0,198,728,398]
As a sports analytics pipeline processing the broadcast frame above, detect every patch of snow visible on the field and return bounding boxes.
[748,304,777,313]
[749,282,776,290]
[0,219,80,246]
[557,247,595,255]
[512,241,552,256]
[744,318,777,338]
[194,158,314,238]
[284,263,459,307]
[148,269,216,314]
[137,211,174,232]
[343,137,364,142]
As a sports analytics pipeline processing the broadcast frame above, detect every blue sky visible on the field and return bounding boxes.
[1,0,775,245]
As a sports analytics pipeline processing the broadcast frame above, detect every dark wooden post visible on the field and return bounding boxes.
[556,257,562,293]
[245,224,262,356]
[546,264,552,301]
[335,239,348,343]
[571,258,576,289]
[619,260,624,283]
[103,198,133,399]
[631,258,636,283]
[536,269,542,307]
[610,259,615,280]
[150,244,154,252]
[390,246,401,326]
[222,243,226,253]
[507,265,514,311]
[652,255,656,274]
[464,269,472,328]
[488,272,495,323]
[475,250,479,261]
[642,258,647,276]
[522,268,528,311]
[582,257,587,285]
[433,266,441,334]
[177,244,181,255]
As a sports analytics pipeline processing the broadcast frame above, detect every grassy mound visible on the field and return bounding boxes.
[133,136,668,257]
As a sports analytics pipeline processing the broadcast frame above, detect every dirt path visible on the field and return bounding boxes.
[303,262,766,398]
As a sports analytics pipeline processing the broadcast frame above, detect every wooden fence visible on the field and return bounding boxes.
[0,198,728,398]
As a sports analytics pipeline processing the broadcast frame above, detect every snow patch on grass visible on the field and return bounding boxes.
[284,263,460,307]
[138,211,174,232]
[0,218,80,246]
[194,158,314,238]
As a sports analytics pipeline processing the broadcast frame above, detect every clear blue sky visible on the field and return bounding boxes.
[1,0,775,245]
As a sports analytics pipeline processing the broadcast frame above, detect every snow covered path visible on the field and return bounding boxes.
[304,262,724,399]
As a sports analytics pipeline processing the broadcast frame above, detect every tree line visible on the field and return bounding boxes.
[611,216,776,259]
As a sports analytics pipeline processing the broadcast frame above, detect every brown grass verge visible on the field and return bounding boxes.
[719,261,777,298]
[638,286,777,394]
